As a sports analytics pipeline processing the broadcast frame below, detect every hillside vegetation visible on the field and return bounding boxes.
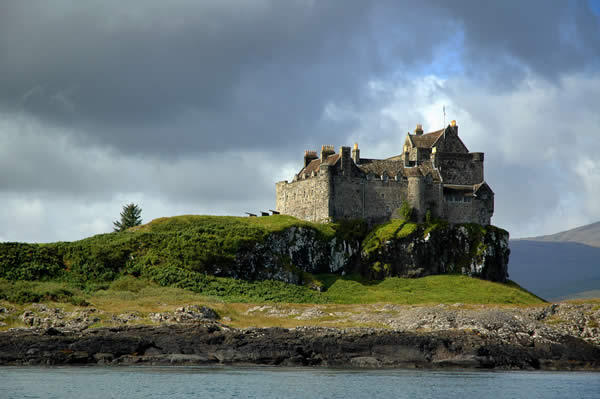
[0,215,541,306]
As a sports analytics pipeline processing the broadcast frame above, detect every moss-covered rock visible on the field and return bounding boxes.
[361,221,509,282]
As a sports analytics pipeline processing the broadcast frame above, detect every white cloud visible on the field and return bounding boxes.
[320,72,600,237]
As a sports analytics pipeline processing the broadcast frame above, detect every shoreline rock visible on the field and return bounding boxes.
[1,320,599,370]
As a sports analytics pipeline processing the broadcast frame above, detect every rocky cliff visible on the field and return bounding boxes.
[361,223,509,282]
[227,222,509,284]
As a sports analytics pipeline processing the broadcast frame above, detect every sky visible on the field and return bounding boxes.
[1,0,599,242]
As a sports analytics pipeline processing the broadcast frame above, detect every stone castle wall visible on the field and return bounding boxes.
[437,153,483,185]
[443,199,492,225]
[424,180,444,218]
[277,172,492,225]
[276,172,491,224]
[275,171,331,222]
[331,176,408,223]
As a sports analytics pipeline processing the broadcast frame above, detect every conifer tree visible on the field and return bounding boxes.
[113,203,142,232]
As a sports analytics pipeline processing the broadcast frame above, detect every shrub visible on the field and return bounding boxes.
[398,202,413,221]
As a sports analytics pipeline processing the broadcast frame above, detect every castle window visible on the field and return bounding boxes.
[444,194,472,203]
[381,193,385,198]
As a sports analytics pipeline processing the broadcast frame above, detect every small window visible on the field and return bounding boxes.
[381,193,385,198]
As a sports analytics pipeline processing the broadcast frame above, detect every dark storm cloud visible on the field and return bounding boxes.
[1,1,600,242]
[8,1,596,156]
[433,0,600,85]
[0,1,389,156]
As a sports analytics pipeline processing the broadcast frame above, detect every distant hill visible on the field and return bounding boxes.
[519,221,600,248]
[509,222,600,300]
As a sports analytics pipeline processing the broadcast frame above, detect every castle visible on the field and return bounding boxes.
[275,121,494,225]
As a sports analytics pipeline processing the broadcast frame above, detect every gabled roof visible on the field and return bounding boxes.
[474,181,494,195]
[409,129,444,148]
[298,153,340,177]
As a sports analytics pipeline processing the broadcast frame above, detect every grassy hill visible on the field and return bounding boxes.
[0,215,542,306]
[0,274,543,307]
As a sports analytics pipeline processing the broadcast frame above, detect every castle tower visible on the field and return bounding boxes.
[318,162,334,221]
[407,175,425,221]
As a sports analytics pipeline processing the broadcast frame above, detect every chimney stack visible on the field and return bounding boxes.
[414,124,423,136]
[450,120,458,135]
[430,146,438,168]
[351,142,360,164]
[320,145,335,162]
[340,146,351,175]
[304,150,318,167]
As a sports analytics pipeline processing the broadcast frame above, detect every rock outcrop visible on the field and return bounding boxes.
[226,223,509,284]
[362,224,509,282]
[1,321,598,370]
[230,226,361,284]
[1,303,598,370]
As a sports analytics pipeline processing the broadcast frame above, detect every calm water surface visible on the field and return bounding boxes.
[1,366,599,399]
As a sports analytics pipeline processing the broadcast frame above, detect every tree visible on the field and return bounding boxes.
[113,203,142,232]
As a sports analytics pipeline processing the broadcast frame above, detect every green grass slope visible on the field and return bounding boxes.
[0,215,541,306]
[0,274,543,306]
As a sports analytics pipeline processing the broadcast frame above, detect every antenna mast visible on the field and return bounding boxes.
[443,105,446,128]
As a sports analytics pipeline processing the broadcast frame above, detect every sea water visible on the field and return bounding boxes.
[0,366,598,399]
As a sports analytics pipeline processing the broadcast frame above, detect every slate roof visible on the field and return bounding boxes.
[358,159,405,177]
[358,159,441,181]
[298,153,340,177]
[409,129,444,148]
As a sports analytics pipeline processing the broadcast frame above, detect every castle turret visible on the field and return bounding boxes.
[318,161,334,221]
[407,175,425,221]
[352,143,360,164]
